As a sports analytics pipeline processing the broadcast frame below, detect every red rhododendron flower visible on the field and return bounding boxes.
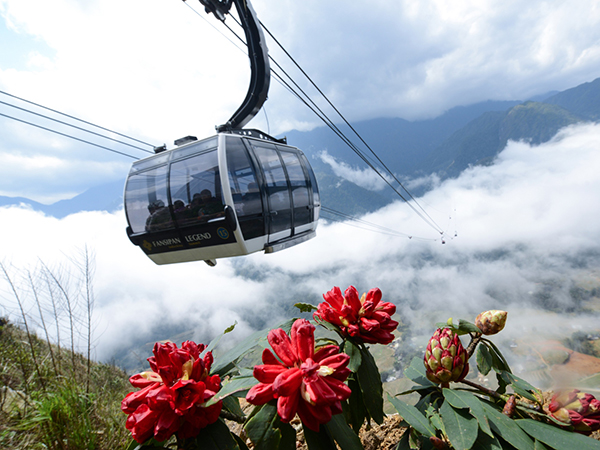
[121,341,222,443]
[545,389,600,435]
[314,286,398,345]
[246,319,352,432]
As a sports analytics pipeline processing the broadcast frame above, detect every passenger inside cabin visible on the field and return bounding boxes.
[145,200,173,232]
[198,189,224,217]
[173,200,185,212]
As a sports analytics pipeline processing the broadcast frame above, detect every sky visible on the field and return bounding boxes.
[1,0,600,202]
[1,122,600,385]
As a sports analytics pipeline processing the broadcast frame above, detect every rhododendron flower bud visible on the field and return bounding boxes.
[475,310,507,335]
[424,328,469,386]
[121,341,222,443]
[545,390,600,435]
[246,319,352,432]
[314,286,398,345]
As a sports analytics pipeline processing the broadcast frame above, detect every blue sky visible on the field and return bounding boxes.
[1,0,600,202]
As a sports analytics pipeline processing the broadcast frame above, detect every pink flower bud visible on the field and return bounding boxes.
[424,328,469,385]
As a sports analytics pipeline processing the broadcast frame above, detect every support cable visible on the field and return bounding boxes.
[321,206,435,241]
[0,90,155,148]
[0,112,139,160]
[0,100,153,155]
[259,22,443,234]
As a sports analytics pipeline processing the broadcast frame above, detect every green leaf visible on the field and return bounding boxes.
[404,356,436,388]
[440,400,478,450]
[190,418,242,450]
[473,429,503,450]
[204,375,257,407]
[477,344,493,376]
[483,339,512,374]
[277,422,296,450]
[343,340,362,373]
[222,395,245,419]
[325,414,364,450]
[126,440,140,450]
[395,430,414,450]
[387,393,435,438]
[534,440,551,450]
[314,316,343,336]
[516,419,600,450]
[212,319,295,376]
[457,319,482,335]
[303,423,337,450]
[481,402,534,450]
[442,389,493,438]
[231,433,250,450]
[426,405,445,433]
[356,346,384,424]
[294,302,318,313]
[416,391,444,414]
[499,372,540,403]
[201,323,237,360]
[224,321,238,334]
[344,376,368,432]
[244,402,281,450]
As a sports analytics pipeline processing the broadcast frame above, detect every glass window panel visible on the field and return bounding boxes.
[300,153,320,221]
[171,137,217,161]
[125,165,172,234]
[252,143,291,234]
[226,137,264,239]
[280,150,311,227]
[169,150,225,228]
[130,153,170,174]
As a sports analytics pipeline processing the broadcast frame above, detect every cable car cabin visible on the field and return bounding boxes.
[124,131,320,265]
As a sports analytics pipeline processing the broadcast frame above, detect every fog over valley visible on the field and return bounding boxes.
[2,122,600,387]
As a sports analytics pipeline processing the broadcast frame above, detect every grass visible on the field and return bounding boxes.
[0,318,133,449]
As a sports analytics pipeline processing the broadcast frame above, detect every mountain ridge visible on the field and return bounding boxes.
[2,77,599,218]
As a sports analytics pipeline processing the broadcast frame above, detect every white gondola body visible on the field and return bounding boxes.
[124,133,320,264]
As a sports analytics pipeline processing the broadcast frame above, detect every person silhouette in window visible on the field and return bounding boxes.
[198,189,224,217]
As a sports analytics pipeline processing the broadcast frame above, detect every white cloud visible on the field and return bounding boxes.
[1,122,599,377]
[318,150,391,191]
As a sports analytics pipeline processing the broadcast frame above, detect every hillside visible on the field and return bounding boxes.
[424,101,582,177]
[1,77,599,218]
[0,319,132,449]
[545,77,600,121]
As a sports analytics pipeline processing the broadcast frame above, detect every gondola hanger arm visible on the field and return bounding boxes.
[193,0,270,131]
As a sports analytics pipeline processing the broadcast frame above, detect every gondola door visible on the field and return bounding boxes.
[250,142,293,242]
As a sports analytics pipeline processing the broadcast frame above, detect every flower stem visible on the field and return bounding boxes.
[459,379,543,412]
[465,333,482,359]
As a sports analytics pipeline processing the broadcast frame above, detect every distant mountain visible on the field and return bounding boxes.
[0,179,125,219]
[544,77,600,121]
[3,77,599,218]
[424,101,582,177]
[286,100,522,176]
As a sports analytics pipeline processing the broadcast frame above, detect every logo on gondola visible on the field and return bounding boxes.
[185,233,211,243]
[217,227,229,240]
[142,240,152,252]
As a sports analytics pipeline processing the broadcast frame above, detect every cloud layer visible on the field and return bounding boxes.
[1,123,599,382]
